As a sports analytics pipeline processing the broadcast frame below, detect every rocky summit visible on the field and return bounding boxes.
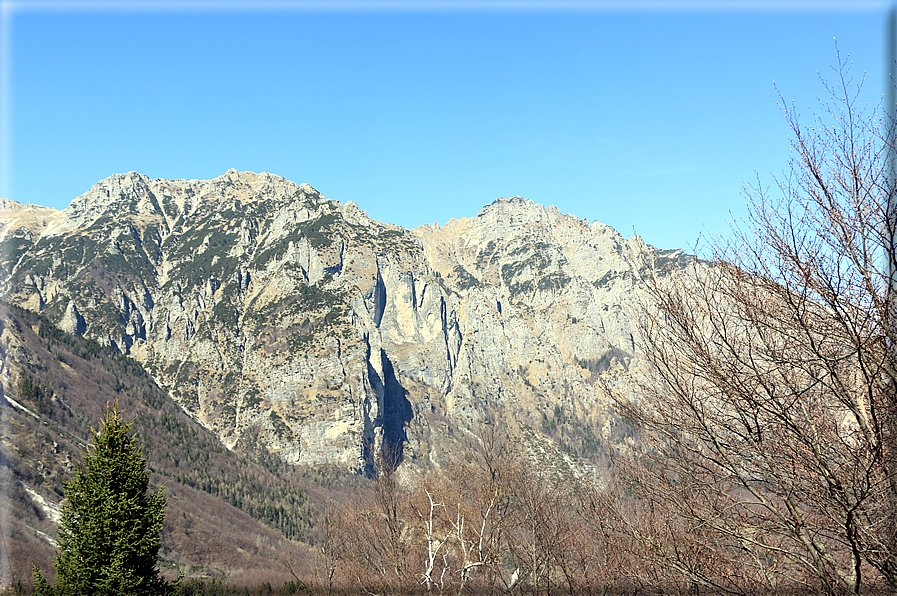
[0,169,690,474]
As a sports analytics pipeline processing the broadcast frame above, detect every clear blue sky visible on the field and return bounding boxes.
[1,1,890,251]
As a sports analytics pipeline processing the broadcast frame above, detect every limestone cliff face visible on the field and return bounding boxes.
[0,170,688,472]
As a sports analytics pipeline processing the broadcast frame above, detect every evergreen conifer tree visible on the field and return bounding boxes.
[33,400,170,595]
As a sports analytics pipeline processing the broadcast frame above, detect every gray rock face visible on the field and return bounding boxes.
[0,170,686,472]
[59,301,86,335]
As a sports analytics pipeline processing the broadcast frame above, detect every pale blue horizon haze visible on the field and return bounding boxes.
[1,1,891,251]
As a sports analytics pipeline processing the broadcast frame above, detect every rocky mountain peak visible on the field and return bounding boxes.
[0,199,62,242]
[482,195,534,210]
[201,169,304,203]
[66,171,152,215]
[1,170,687,474]
[0,198,56,211]
[49,170,308,237]
[477,195,562,225]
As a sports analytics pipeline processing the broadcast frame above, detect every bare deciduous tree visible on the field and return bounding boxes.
[334,443,417,595]
[608,51,897,595]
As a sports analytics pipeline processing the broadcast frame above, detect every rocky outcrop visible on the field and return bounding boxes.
[0,170,684,474]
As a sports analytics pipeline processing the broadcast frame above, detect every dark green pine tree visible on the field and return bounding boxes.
[34,400,170,595]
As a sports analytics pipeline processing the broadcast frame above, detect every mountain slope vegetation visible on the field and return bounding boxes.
[0,302,362,586]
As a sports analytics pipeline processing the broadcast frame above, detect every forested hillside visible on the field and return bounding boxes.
[0,302,362,586]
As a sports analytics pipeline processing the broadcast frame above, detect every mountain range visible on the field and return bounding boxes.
[0,169,690,584]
